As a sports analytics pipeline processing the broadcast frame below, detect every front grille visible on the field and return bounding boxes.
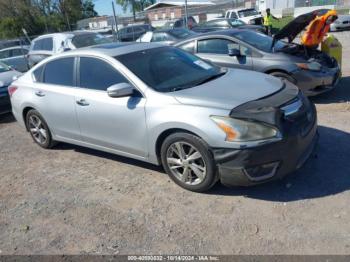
[280,93,315,137]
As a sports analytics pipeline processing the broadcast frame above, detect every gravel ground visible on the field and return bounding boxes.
[0,31,350,255]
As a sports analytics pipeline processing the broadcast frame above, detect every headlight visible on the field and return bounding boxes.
[211,116,280,143]
[296,62,321,71]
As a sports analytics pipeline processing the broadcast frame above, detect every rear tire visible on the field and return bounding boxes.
[26,109,56,149]
[160,132,217,192]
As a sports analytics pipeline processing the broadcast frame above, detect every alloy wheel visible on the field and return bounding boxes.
[166,142,207,185]
[28,115,47,145]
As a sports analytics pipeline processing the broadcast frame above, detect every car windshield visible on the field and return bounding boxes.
[0,62,11,73]
[238,9,259,18]
[228,19,246,27]
[233,30,286,52]
[72,33,112,48]
[116,47,224,92]
[169,29,195,39]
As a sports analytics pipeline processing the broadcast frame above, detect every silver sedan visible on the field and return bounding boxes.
[10,43,317,192]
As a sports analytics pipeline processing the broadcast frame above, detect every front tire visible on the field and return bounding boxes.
[26,109,56,149]
[160,132,217,192]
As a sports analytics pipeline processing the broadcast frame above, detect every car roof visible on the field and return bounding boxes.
[155,28,189,33]
[0,45,29,51]
[63,42,165,57]
[179,29,242,41]
[121,24,150,29]
[32,31,101,41]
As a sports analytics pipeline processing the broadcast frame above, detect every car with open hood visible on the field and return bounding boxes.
[10,43,317,192]
[175,9,341,96]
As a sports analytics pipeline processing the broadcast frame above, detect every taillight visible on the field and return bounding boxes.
[8,85,18,97]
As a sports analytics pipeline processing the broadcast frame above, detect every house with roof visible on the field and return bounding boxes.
[144,0,215,27]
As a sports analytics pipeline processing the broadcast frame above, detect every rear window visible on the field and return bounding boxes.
[71,33,111,48]
[33,38,53,51]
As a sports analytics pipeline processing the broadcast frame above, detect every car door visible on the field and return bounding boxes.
[31,57,81,141]
[196,37,253,70]
[74,56,147,158]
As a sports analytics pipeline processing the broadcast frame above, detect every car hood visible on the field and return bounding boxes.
[273,9,331,44]
[0,70,22,87]
[172,69,284,110]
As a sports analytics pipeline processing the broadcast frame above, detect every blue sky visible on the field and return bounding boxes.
[94,0,129,16]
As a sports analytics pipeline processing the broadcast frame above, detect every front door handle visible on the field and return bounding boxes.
[76,99,89,106]
[35,90,45,97]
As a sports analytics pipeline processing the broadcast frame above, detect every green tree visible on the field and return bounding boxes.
[116,0,155,20]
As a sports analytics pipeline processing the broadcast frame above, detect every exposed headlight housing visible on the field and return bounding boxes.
[296,61,322,71]
[211,116,281,144]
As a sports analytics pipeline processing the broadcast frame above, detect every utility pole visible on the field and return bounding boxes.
[184,0,188,29]
[112,1,119,37]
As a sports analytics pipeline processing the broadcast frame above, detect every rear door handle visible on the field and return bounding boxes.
[76,99,89,106]
[35,90,45,97]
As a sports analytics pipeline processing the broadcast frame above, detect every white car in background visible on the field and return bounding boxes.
[330,15,350,31]
[27,31,111,67]
[225,8,263,25]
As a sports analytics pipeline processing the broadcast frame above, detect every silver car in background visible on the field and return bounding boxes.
[0,46,29,72]
[10,43,317,192]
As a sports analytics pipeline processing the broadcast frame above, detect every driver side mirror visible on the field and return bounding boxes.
[107,83,134,98]
[228,47,241,57]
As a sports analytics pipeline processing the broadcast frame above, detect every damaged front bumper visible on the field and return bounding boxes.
[212,83,318,187]
[214,120,318,187]
[292,65,341,96]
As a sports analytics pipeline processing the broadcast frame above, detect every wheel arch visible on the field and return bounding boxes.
[155,128,203,164]
[22,106,36,131]
[264,69,297,84]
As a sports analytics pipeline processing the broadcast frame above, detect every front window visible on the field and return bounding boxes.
[238,9,259,18]
[0,62,11,73]
[233,31,286,52]
[71,33,112,48]
[116,47,224,93]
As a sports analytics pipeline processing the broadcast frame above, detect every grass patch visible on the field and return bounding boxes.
[272,16,294,31]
